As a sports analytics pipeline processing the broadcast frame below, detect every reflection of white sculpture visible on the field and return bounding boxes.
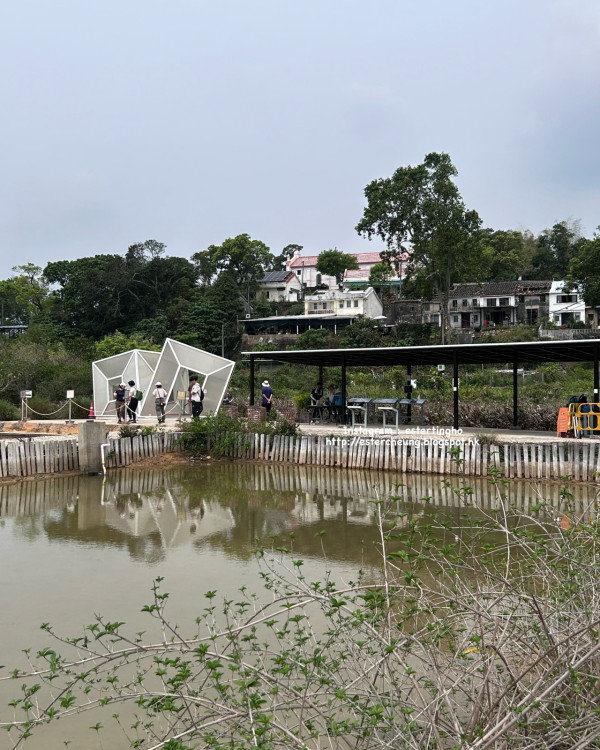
[92,338,235,419]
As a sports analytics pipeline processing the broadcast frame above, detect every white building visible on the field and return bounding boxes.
[549,281,585,325]
[303,287,383,319]
[256,271,303,302]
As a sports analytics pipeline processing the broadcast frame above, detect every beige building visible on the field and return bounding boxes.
[303,287,383,319]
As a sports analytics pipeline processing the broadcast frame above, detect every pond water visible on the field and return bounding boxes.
[0,463,595,747]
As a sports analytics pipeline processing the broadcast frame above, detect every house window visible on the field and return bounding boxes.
[432,314,440,323]
[265,291,270,299]
[473,314,479,322]
[423,314,429,322]
[472,299,478,306]
[354,300,359,307]
[296,270,301,275]
[313,303,318,310]
[452,300,458,308]
[423,303,430,311]
[554,315,560,324]
[487,298,497,307]
[316,273,322,286]
[339,300,344,308]
[322,302,327,309]
[462,299,468,307]
[540,294,546,302]
[518,295,525,303]
[499,297,509,306]
[558,294,577,304]
[453,315,459,323]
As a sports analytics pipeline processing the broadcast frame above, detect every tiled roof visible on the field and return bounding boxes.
[450,280,552,298]
[258,271,294,283]
[288,252,383,268]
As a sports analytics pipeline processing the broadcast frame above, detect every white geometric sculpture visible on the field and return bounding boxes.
[92,338,235,421]
[138,338,235,418]
[92,349,160,418]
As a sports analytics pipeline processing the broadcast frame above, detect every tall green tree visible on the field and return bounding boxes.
[356,152,481,343]
[315,248,359,285]
[192,234,272,300]
[569,228,600,308]
[267,244,303,272]
[0,264,48,324]
[526,221,586,279]
[476,229,529,281]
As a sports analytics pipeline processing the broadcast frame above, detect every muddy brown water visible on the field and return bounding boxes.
[0,463,596,748]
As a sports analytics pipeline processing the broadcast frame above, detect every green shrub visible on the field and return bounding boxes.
[0,398,19,420]
[26,395,65,420]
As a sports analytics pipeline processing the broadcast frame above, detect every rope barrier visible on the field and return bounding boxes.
[21,400,70,417]
[71,400,93,413]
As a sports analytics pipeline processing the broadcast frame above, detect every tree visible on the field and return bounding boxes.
[268,243,303,272]
[526,221,586,279]
[368,261,395,298]
[315,248,359,286]
[356,152,482,343]
[192,234,273,299]
[568,228,600,307]
[0,265,48,325]
[476,229,530,282]
[339,315,386,348]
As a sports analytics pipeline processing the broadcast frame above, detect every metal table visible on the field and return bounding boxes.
[347,397,372,428]
[399,397,426,425]
[373,397,400,433]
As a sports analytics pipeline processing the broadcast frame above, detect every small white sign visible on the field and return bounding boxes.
[21,390,32,399]
[410,379,417,388]
[66,390,75,399]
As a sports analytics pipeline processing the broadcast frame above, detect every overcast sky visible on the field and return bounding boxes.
[1,0,599,278]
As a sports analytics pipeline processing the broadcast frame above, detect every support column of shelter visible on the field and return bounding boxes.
[405,365,412,423]
[453,354,459,430]
[595,343,599,403]
[249,356,255,406]
[513,358,518,428]
[319,363,324,389]
[341,356,347,426]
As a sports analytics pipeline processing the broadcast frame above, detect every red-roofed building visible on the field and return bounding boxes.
[285,248,404,290]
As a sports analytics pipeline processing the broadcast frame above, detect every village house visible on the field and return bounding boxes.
[548,281,585,326]
[256,270,303,302]
[303,287,383,319]
[448,281,552,329]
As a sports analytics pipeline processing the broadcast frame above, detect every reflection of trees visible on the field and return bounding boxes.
[5,463,600,570]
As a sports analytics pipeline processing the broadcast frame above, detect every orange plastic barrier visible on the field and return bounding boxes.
[557,407,569,437]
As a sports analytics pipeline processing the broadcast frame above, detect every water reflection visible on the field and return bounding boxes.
[0,464,597,566]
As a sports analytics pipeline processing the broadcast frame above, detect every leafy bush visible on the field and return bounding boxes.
[0,398,19,420]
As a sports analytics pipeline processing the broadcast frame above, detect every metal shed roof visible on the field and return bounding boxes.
[243,339,600,368]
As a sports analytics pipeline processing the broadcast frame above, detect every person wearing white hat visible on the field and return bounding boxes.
[152,382,168,423]
[261,380,273,413]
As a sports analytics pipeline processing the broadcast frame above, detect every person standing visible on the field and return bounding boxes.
[127,380,139,423]
[114,383,127,423]
[189,376,204,418]
[261,379,273,414]
[152,382,168,423]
